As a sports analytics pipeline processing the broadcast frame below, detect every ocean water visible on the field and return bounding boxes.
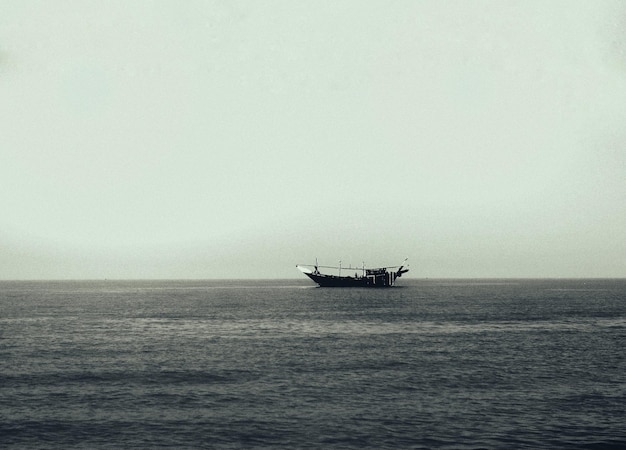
[1,278,625,449]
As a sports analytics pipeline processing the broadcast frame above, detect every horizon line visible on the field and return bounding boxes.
[1,277,625,282]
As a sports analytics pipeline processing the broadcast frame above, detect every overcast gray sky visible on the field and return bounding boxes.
[1,1,625,279]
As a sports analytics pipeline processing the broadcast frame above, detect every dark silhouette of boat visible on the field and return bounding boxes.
[296,259,408,287]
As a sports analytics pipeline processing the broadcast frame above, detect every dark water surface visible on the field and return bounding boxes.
[1,279,625,449]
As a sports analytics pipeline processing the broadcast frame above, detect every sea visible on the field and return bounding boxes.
[1,278,625,449]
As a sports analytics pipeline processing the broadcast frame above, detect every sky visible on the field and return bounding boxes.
[1,1,625,279]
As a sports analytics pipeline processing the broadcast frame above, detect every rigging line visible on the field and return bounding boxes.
[298,264,404,270]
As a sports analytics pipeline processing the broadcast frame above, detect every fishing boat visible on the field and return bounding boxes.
[296,259,408,287]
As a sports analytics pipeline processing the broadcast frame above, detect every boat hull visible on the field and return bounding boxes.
[303,271,400,288]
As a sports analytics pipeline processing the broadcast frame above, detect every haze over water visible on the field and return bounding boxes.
[2,1,626,279]
[2,279,625,448]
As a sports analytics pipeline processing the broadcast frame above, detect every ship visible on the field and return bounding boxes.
[296,259,408,287]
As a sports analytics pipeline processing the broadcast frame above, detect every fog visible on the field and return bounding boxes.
[1,1,625,279]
